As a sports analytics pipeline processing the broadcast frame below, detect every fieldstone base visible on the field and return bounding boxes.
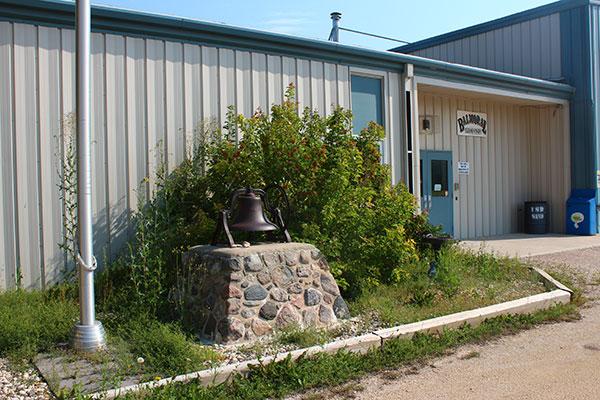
[179,242,350,344]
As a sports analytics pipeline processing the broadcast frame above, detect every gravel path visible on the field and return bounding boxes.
[287,246,600,400]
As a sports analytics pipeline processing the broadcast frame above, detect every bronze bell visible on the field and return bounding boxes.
[211,185,291,247]
[229,194,277,232]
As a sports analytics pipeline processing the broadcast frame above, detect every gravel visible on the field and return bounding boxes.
[208,315,384,365]
[0,358,52,400]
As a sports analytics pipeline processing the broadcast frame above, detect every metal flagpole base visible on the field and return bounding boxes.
[70,321,106,351]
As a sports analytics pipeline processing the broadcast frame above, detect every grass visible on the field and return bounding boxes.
[0,285,78,361]
[350,247,546,328]
[0,246,579,398]
[114,303,578,400]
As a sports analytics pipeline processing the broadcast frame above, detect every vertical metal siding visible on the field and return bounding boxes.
[126,37,148,212]
[0,22,17,289]
[0,21,400,289]
[38,26,63,286]
[105,34,129,260]
[13,23,42,288]
[561,6,595,190]
[419,92,569,238]
[90,32,109,267]
[411,14,562,80]
[593,5,600,199]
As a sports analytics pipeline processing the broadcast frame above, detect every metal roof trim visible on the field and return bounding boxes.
[0,0,575,101]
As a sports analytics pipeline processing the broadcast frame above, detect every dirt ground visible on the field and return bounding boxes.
[287,246,600,400]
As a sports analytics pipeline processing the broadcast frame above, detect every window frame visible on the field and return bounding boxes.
[349,67,389,163]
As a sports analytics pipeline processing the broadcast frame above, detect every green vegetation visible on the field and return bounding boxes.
[116,304,577,400]
[107,315,223,378]
[0,86,579,399]
[352,247,546,328]
[0,285,78,360]
[98,86,437,329]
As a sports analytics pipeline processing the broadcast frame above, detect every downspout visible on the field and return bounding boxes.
[70,0,106,352]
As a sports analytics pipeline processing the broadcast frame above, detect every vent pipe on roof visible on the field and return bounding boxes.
[329,12,341,42]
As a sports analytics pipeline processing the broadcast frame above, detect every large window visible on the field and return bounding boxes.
[351,75,383,135]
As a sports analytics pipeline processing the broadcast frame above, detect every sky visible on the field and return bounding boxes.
[90,0,554,50]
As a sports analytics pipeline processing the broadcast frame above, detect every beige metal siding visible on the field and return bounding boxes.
[0,22,17,289]
[419,92,569,238]
[412,14,562,80]
[0,21,402,289]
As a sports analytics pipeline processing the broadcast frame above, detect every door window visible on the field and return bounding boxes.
[431,159,448,197]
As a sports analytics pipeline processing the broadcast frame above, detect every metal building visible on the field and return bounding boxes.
[394,0,600,233]
[0,0,574,289]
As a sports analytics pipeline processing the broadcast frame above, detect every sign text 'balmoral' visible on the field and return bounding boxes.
[457,110,488,138]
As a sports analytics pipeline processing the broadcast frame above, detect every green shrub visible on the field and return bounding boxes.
[99,84,437,321]
[200,86,426,296]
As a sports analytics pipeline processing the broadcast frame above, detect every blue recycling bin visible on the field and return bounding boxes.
[566,189,597,235]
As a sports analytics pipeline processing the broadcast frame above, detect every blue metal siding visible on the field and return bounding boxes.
[408,14,563,81]
[394,0,594,53]
[591,5,600,222]
[560,6,596,190]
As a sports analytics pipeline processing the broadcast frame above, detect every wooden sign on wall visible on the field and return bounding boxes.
[457,110,487,138]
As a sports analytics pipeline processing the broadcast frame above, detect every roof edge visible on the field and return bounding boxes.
[0,0,575,101]
[408,54,575,100]
[392,0,593,53]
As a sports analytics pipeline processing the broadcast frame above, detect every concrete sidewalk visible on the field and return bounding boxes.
[460,233,600,258]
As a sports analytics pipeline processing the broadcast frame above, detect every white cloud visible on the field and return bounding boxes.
[259,12,316,34]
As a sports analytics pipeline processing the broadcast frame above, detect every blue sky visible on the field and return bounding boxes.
[92,0,553,50]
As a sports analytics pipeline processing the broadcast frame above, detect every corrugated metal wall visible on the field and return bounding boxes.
[418,91,570,239]
[0,21,404,290]
[411,13,562,80]
[560,4,596,190]
[590,4,600,194]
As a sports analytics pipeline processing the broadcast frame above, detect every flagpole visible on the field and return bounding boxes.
[70,0,106,352]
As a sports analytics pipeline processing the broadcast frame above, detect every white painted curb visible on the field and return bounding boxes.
[87,268,572,399]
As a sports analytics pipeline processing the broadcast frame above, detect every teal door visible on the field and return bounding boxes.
[420,150,454,235]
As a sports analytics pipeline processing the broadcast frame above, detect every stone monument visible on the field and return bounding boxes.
[180,242,350,344]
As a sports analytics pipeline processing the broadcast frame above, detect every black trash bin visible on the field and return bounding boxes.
[524,201,548,234]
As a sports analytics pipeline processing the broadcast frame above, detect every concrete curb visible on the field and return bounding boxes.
[88,268,572,399]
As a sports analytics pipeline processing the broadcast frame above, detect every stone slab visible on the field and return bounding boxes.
[35,349,138,398]
[186,242,316,258]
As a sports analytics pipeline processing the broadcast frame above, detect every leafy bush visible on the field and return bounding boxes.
[201,86,425,295]
[99,85,436,321]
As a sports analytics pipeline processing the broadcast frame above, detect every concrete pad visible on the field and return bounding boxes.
[460,233,600,258]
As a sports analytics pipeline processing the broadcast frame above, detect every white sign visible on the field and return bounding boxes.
[457,110,488,137]
[458,161,470,175]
